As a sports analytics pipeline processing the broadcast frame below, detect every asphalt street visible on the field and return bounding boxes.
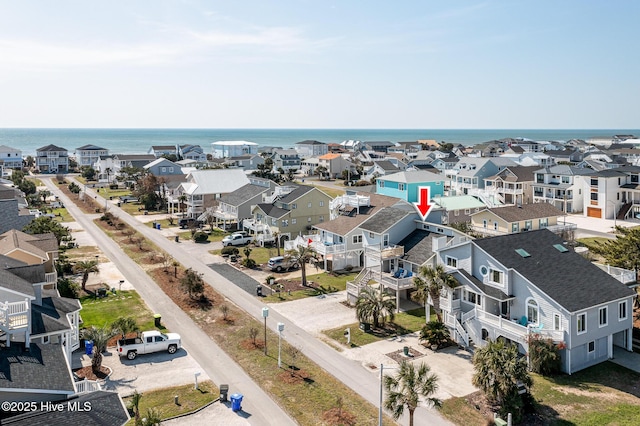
[44,178,296,426]
[64,177,450,426]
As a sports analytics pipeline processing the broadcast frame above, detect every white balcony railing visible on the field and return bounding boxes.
[380,275,415,291]
[364,244,404,260]
[476,309,528,344]
[45,272,57,284]
[594,263,637,284]
[440,296,461,312]
[0,300,29,330]
[75,379,102,394]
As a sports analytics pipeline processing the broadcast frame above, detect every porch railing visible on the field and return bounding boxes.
[594,263,637,284]
[75,379,102,394]
[0,300,29,331]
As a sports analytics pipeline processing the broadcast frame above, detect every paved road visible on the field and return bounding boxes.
[209,264,262,295]
[64,177,450,426]
[44,178,294,426]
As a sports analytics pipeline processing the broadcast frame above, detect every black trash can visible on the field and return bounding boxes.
[219,384,229,402]
[154,314,161,327]
[359,322,371,332]
[175,235,179,242]
[256,285,263,297]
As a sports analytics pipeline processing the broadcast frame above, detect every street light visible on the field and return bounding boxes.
[277,322,285,368]
[379,364,397,426]
[262,307,269,355]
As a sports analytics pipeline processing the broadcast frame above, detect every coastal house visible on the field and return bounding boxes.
[446,157,517,197]
[211,141,259,159]
[271,149,301,171]
[75,145,109,168]
[178,144,207,162]
[148,145,178,158]
[434,230,636,374]
[143,158,184,176]
[482,166,538,206]
[0,145,23,170]
[225,154,264,170]
[363,141,396,154]
[295,140,328,158]
[248,185,332,241]
[174,169,250,219]
[35,145,69,174]
[469,203,571,236]
[532,165,591,213]
[363,160,399,180]
[0,186,36,234]
[431,195,486,226]
[111,154,156,177]
[376,170,445,203]
[300,192,407,271]
[317,153,354,180]
[208,177,277,231]
[582,165,640,220]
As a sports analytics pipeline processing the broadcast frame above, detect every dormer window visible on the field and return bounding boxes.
[490,269,503,284]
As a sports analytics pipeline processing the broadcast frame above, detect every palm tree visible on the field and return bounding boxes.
[83,325,115,372]
[178,194,187,217]
[412,264,458,322]
[285,244,318,287]
[384,361,441,426]
[419,321,450,349]
[74,260,99,291]
[39,189,51,204]
[105,167,112,183]
[472,339,532,414]
[355,286,396,329]
[129,390,142,423]
[111,317,139,339]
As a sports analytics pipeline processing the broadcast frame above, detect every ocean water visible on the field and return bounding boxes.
[0,128,638,157]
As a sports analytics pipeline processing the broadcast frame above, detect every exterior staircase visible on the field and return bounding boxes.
[617,202,632,220]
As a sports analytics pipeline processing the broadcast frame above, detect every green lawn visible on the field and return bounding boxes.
[79,290,161,331]
[441,362,640,425]
[123,381,217,424]
[302,183,345,199]
[323,308,434,347]
[262,272,355,303]
[576,236,614,250]
[51,207,73,222]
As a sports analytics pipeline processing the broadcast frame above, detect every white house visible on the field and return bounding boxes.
[0,145,23,169]
[211,141,259,159]
[75,145,109,168]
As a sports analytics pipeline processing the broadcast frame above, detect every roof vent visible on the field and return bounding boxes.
[515,248,530,258]
[553,244,568,253]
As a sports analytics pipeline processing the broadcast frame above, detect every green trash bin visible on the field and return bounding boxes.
[403,346,409,356]
[154,314,161,327]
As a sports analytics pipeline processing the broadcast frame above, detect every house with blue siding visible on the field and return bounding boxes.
[434,229,635,374]
[376,170,445,203]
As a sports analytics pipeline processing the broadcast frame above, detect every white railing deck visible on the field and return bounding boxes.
[476,310,528,344]
[594,263,637,284]
[364,245,404,259]
[45,272,57,284]
[75,379,102,394]
[0,300,29,330]
[440,296,461,312]
[380,274,415,291]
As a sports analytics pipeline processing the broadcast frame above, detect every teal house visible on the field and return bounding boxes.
[376,170,445,203]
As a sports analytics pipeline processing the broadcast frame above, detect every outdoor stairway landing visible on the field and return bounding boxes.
[617,202,632,220]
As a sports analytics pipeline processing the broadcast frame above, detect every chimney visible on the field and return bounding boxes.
[33,284,42,306]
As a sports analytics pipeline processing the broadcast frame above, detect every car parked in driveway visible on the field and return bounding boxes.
[117,330,182,360]
[267,256,299,272]
[222,233,254,247]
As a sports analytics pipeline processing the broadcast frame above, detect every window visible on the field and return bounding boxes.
[527,299,539,324]
[590,178,598,186]
[577,312,586,334]
[383,234,389,247]
[308,202,312,208]
[353,235,362,244]
[307,217,311,222]
[155,336,164,342]
[494,222,498,230]
[446,256,457,268]
[512,222,520,232]
[599,306,608,327]
[369,232,374,238]
[619,301,627,320]
[319,216,324,222]
[291,203,297,209]
[161,167,166,172]
[491,269,503,284]
[169,167,174,172]
[524,220,532,230]
[379,181,385,188]
[483,219,487,228]
[292,218,297,225]
[42,335,50,344]
[319,201,324,207]
[282,220,288,227]
[398,183,405,191]
[554,314,561,331]
[590,192,598,201]
[272,218,277,225]
[539,218,548,228]
[588,341,595,353]
[561,176,570,184]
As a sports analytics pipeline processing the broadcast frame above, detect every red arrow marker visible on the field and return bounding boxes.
[413,186,433,221]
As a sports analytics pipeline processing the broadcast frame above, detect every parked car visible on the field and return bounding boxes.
[222,233,254,247]
[116,330,182,360]
[267,256,299,272]
[179,218,203,229]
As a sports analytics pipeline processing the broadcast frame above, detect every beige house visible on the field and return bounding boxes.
[470,203,573,236]
[317,153,354,179]
[0,230,58,285]
[249,185,332,240]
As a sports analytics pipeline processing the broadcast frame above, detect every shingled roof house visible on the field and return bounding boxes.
[434,230,635,374]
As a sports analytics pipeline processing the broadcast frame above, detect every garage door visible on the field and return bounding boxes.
[587,207,601,218]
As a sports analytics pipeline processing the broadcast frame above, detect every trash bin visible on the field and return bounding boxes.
[174,235,179,242]
[256,285,263,297]
[359,322,371,332]
[154,314,161,327]
[230,393,243,412]
[117,202,121,207]
[156,223,161,230]
[403,346,409,356]
[219,384,229,402]
[85,340,94,356]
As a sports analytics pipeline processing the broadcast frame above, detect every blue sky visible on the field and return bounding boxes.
[0,1,638,129]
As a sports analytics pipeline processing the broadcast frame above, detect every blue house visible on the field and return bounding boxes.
[376,170,445,203]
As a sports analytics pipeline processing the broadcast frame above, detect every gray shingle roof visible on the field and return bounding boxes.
[296,140,326,145]
[0,268,35,296]
[3,390,129,426]
[5,264,45,283]
[0,343,75,393]
[475,203,564,223]
[76,144,107,151]
[359,207,414,234]
[255,204,289,219]
[277,185,314,203]
[397,230,439,265]
[474,230,635,312]
[37,144,67,153]
[0,200,35,235]
[455,269,511,301]
[219,183,270,207]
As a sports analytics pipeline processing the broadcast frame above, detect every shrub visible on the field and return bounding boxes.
[221,246,239,256]
[109,184,119,190]
[242,258,257,268]
[57,278,79,298]
[193,231,209,243]
[526,333,563,376]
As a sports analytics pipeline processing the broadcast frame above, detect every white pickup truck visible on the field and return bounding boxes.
[222,233,254,247]
[116,330,182,360]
